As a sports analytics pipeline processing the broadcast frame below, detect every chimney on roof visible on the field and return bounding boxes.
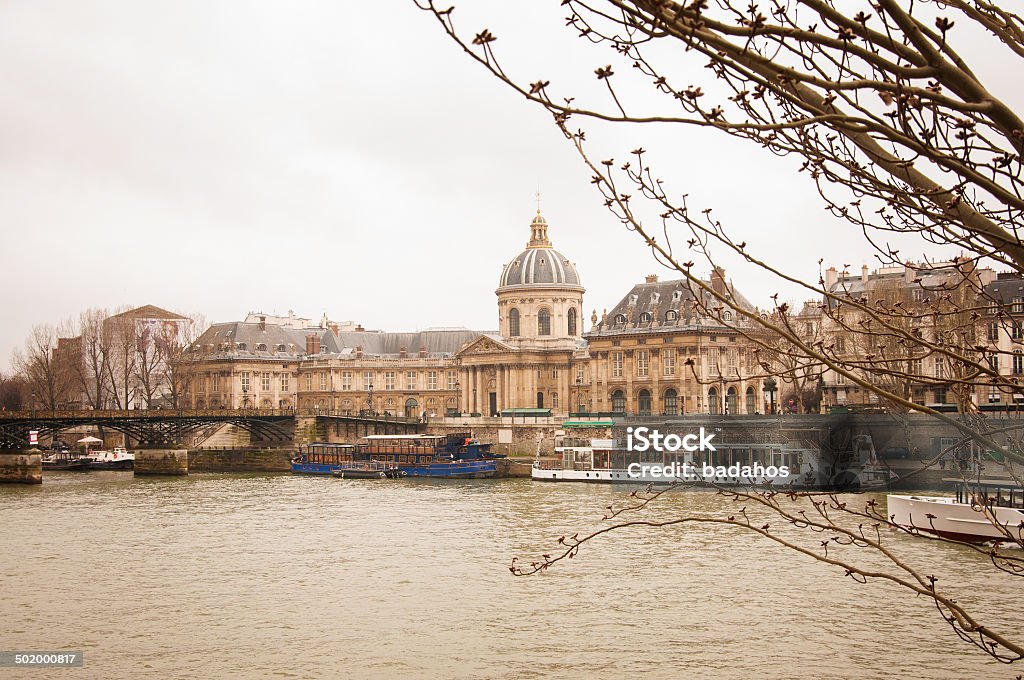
[305,333,320,355]
[399,346,408,358]
[259,315,266,331]
[824,266,838,291]
[861,265,869,283]
[711,267,727,295]
[419,345,427,358]
[355,324,365,332]
[329,323,339,336]
[645,274,659,283]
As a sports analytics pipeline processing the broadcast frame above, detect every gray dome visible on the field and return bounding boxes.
[499,247,582,289]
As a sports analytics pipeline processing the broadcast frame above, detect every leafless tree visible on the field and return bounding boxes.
[104,310,139,410]
[418,0,1024,664]
[74,307,114,410]
[12,322,77,411]
[158,313,208,410]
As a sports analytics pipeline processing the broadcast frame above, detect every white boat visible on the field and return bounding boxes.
[532,437,815,487]
[888,479,1024,543]
[84,447,135,470]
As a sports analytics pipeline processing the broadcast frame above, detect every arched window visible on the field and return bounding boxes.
[639,312,652,324]
[745,386,756,414]
[611,390,626,414]
[567,307,578,336]
[255,343,267,352]
[276,344,287,352]
[614,313,627,324]
[708,387,720,414]
[723,311,733,322]
[509,308,520,337]
[538,309,551,336]
[664,389,678,415]
[665,310,679,323]
[537,392,545,408]
[726,386,738,414]
[638,389,652,416]
[236,343,247,351]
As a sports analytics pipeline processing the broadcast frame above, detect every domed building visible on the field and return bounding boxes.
[457,210,589,416]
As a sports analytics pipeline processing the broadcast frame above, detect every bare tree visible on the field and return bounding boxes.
[418,0,1024,664]
[157,312,208,410]
[104,311,138,410]
[74,307,114,410]
[13,322,77,411]
[0,370,28,410]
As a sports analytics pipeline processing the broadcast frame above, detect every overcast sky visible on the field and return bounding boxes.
[1,2,1017,370]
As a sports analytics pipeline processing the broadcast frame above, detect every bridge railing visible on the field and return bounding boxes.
[0,408,421,423]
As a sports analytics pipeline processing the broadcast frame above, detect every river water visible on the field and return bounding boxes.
[1,473,1020,679]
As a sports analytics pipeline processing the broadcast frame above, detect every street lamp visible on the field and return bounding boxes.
[763,378,777,415]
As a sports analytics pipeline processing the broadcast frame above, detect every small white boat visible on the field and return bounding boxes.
[85,447,135,470]
[888,479,1024,543]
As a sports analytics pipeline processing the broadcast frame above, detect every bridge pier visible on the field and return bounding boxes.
[0,450,42,484]
[134,449,188,476]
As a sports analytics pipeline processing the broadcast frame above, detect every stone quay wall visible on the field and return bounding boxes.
[0,452,42,484]
[134,449,188,476]
[189,449,293,473]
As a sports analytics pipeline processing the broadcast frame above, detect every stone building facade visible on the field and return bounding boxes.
[585,270,769,415]
[456,211,586,416]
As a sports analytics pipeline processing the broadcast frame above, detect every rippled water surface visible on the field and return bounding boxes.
[1,473,1021,679]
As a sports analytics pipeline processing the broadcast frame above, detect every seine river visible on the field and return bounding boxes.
[1,473,1021,679]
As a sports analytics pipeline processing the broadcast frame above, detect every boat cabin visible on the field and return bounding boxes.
[948,478,1024,509]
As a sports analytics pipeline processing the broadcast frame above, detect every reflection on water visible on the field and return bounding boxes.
[0,473,1020,679]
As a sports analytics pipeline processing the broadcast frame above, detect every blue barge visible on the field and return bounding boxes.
[291,434,500,479]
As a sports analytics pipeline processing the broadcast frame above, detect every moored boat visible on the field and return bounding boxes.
[41,452,90,472]
[291,443,360,475]
[887,479,1024,543]
[85,447,135,471]
[332,461,406,479]
[360,433,499,478]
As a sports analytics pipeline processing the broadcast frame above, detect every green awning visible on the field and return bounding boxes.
[563,420,615,428]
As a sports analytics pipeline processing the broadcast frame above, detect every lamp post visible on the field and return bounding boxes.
[763,378,777,415]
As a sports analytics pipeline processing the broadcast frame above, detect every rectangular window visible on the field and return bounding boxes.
[407,371,417,390]
[304,372,312,391]
[1014,297,1023,313]
[576,364,585,384]
[908,358,923,375]
[427,371,438,390]
[1014,352,1023,375]
[663,348,676,376]
[448,370,458,390]
[363,371,373,390]
[342,371,352,390]
[612,351,623,378]
[384,371,396,390]
[241,372,250,392]
[550,368,557,379]
[709,348,720,372]
[319,372,328,391]
[1014,322,1023,341]
[988,321,1000,342]
[727,348,737,372]
[934,357,945,379]
[212,373,220,392]
[636,351,649,378]
[835,337,846,353]
[280,373,289,392]
[987,354,999,372]
[261,372,271,391]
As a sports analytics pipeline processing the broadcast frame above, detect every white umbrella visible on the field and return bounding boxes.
[77,436,103,444]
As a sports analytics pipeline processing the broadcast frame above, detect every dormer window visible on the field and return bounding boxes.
[276,344,287,352]
[665,310,679,322]
[651,293,660,303]
[236,342,247,351]
[615,313,627,324]
[639,312,652,323]
[256,343,267,352]
[723,311,733,322]
[672,290,683,301]
[629,295,638,304]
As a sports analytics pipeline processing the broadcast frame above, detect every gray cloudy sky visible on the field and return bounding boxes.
[1,2,1016,369]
